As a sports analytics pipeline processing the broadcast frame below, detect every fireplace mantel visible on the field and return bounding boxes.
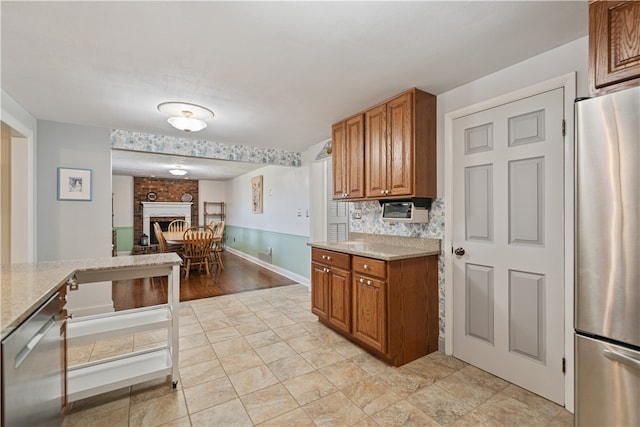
[142,202,192,237]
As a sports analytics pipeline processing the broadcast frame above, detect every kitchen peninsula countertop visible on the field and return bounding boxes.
[308,232,441,261]
[1,253,182,339]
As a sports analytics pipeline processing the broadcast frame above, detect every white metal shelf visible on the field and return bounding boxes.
[67,305,171,346]
[67,347,173,402]
[66,257,180,403]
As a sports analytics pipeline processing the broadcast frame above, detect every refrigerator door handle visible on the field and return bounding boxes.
[603,348,640,370]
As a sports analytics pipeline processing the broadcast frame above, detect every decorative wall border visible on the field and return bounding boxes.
[110,129,302,167]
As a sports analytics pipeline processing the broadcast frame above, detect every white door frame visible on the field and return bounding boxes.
[1,109,37,263]
[444,72,576,411]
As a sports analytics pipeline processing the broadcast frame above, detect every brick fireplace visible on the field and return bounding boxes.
[142,202,193,243]
[133,177,199,243]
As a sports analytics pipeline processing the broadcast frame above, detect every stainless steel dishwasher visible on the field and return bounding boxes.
[2,292,62,426]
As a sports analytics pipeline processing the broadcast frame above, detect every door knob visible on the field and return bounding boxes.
[454,247,466,256]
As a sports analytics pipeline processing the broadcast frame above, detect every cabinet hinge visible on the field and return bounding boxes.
[562,357,566,374]
[562,119,566,137]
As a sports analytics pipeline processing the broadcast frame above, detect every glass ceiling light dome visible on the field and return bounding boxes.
[158,102,214,132]
[169,165,188,176]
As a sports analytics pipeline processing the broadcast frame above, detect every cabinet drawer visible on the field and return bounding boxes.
[352,256,386,279]
[312,248,350,270]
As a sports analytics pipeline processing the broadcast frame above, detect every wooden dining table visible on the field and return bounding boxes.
[162,231,221,245]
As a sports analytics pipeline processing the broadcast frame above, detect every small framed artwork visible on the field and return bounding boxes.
[57,167,92,201]
[251,175,263,214]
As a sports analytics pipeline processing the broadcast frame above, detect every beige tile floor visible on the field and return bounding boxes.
[64,284,574,427]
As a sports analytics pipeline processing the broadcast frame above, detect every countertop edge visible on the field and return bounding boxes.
[307,241,440,261]
[2,253,182,340]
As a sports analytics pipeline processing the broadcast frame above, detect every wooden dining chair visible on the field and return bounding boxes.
[168,219,190,233]
[211,220,225,270]
[154,222,169,253]
[154,222,182,254]
[182,226,215,278]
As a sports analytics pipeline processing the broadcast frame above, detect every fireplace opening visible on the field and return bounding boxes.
[150,216,185,244]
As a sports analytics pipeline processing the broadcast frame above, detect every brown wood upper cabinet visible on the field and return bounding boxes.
[332,114,364,199]
[589,0,640,95]
[332,88,436,200]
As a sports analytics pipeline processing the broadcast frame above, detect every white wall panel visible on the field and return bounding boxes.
[509,157,545,245]
[465,263,495,344]
[509,270,546,362]
[465,164,493,241]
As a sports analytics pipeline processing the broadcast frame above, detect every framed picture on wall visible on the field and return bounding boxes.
[58,167,92,201]
[251,175,263,213]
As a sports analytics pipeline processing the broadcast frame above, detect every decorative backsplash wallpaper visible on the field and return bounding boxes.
[349,198,446,337]
[111,129,302,167]
[348,198,444,238]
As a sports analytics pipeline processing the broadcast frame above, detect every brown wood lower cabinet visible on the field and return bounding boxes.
[310,248,439,367]
[311,249,352,334]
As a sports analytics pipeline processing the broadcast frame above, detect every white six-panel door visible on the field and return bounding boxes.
[452,88,565,404]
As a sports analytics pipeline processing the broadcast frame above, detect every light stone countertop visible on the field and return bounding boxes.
[1,253,182,339]
[308,233,441,261]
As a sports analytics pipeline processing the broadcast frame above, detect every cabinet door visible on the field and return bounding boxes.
[311,262,330,320]
[352,276,387,353]
[328,267,351,333]
[386,91,414,196]
[590,1,640,94]
[345,115,365,199]
[365,104,388,197]
[331,122,347,199]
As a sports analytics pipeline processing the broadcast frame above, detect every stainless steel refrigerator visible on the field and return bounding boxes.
[575,86,639,426]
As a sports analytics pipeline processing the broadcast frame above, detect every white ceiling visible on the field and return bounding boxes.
[1,1,587,181]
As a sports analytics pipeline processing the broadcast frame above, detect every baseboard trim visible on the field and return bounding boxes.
[225,247,310,288]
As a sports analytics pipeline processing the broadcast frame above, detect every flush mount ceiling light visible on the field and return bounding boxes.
[168,165,188,176]
[158,102,214,132]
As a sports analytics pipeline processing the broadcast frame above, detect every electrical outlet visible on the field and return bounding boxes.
[353,208,362,219]
[297,209,302,217]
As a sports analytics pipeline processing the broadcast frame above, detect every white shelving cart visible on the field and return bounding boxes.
[65,253,181,402]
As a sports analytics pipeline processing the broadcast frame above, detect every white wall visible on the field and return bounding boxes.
[112,175,133,227]
[37,120,113,316]
[436,36,589,196]
[225,163,310,236]
[199,179,226,225]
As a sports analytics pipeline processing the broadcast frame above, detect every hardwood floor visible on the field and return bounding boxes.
[112,251,298,311]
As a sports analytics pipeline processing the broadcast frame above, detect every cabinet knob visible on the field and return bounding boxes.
[324,268,330,273]
[367,280,372,286]
[363,264,369,270]
[380,190,385,195]
[359,278,365,283]
[322,255,327,260]
[59,294,68,302]
[326,256,332,261]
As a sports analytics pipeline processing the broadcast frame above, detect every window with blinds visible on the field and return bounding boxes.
[326,163,348,242]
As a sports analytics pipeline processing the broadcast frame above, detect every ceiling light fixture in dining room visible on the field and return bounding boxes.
[168,165,188,176]
[157,102,214,132]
